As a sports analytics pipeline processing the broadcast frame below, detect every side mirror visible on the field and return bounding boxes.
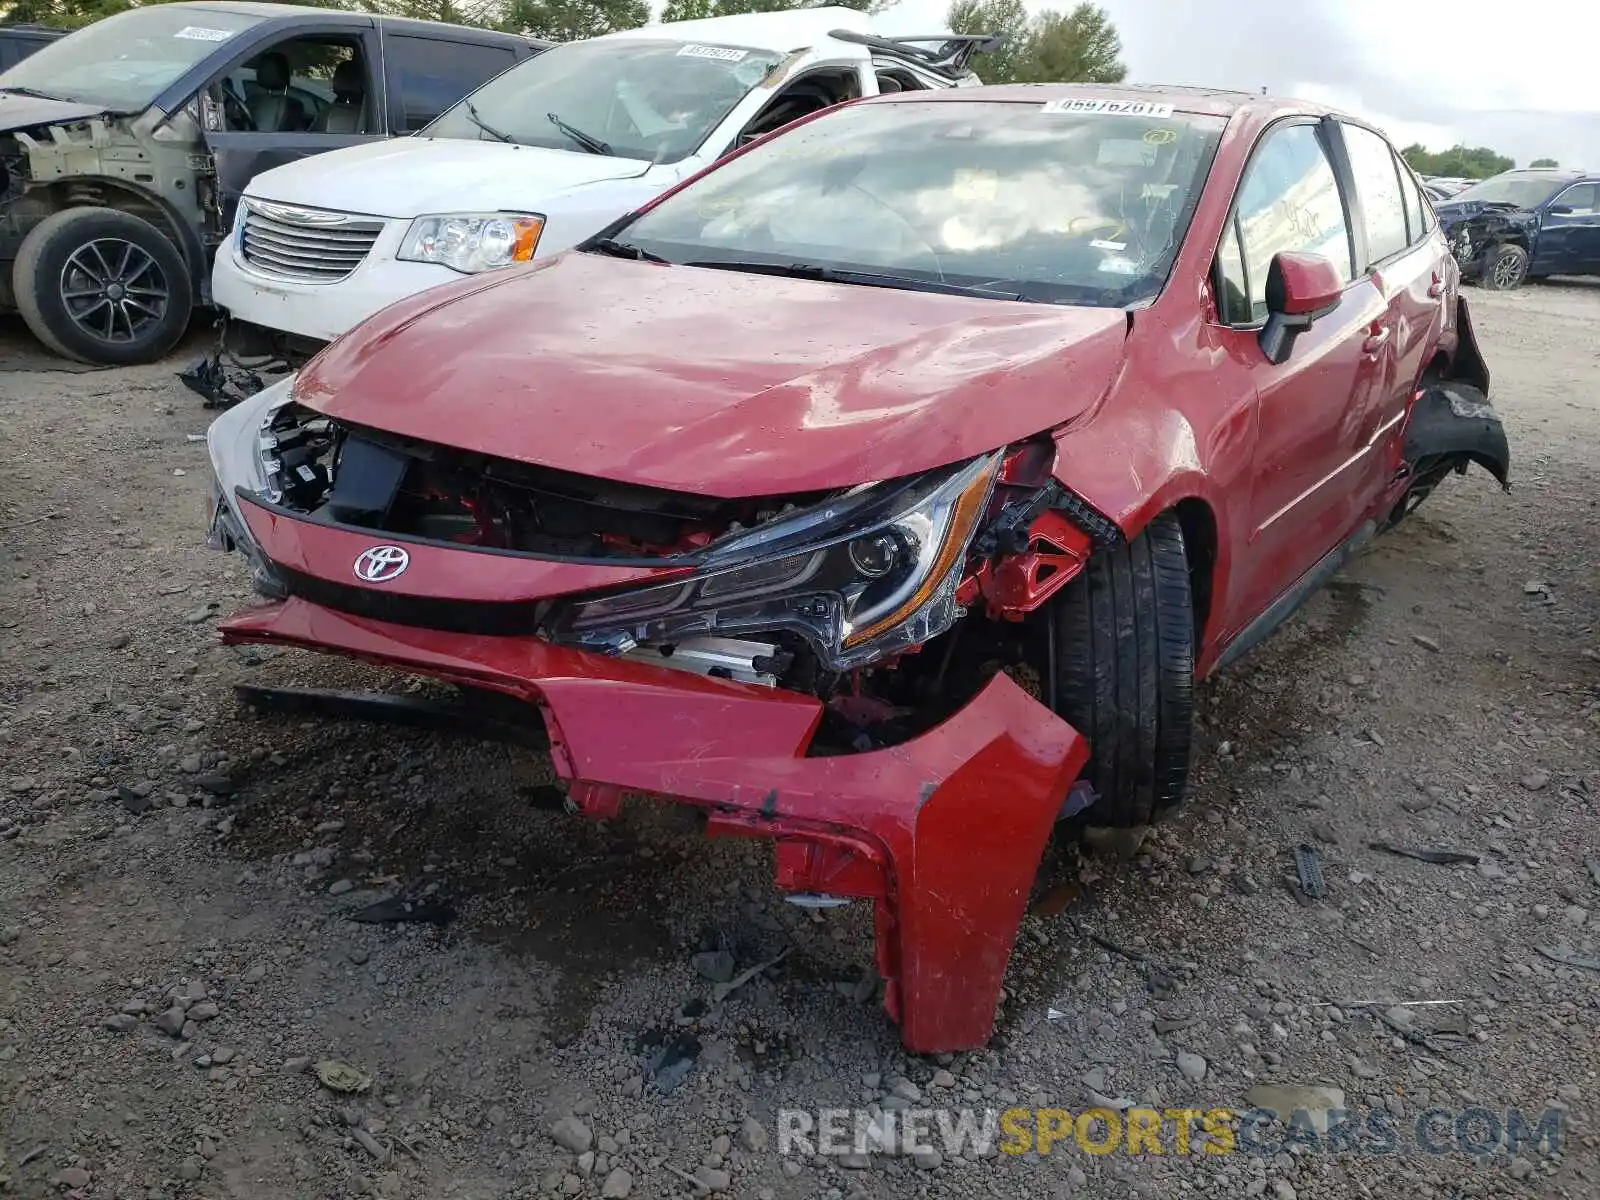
[1546,204,1574,215]
[1258,251,1343,366]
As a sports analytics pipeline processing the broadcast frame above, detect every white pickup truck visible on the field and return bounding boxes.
[188,7,994,402]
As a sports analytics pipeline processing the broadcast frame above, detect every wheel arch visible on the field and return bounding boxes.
[39,178,205,304]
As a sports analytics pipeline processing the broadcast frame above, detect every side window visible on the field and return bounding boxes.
[219,37,372,135]
[389,35,516,132]
[1342,123,1409,264]
[1553,183,1600,214]
[1223,122,1353,325]
[874,67,928,93]
[734,68,859,148]
[1397,158,1433,239]
[1396,155,1421,245]
[1214,215,1250,324]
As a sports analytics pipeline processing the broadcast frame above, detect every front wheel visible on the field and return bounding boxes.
[13,207,193,365]
[1048,511,1197,827]
[1479,243,1529,291]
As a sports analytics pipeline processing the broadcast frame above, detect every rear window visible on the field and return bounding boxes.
[619,98,1228,307]
[387,34,518,132]
[1342,123,1409,265]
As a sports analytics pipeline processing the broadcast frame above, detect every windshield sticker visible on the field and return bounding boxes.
[677,43,749,62]
[174,26,235,41]
[1143,128,1178,145]
[1098,256,1140,275]
[1041,97,1175,118]
[1090,238,1128,252]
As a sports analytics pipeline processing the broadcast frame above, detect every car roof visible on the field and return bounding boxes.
[595,4,876,54]
[158,1,549,43]
[904,81,1348,120]
[1491,168,1588,180]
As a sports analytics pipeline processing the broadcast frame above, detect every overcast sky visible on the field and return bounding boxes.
[870,0,1600,168]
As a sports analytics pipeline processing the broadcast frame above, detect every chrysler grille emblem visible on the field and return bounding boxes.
[250,199,361,227]
[354,545,410,583]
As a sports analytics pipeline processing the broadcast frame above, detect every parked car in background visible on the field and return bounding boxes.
[0,2,549,366]
[1434,167,1600,289]
[1423,176,1470,198]
[0,22,65,70]
[193,6,997,403]
[204,84,1508,1053]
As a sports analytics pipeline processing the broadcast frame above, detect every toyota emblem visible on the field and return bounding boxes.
[354,545,410,583]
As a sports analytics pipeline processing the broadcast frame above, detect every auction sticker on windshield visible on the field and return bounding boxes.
[678,43,748,61]
[1041,98,1175,118]
[174,26,235,41]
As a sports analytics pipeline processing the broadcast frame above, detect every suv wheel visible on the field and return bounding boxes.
[1047,511,1196,827]
[14,207,193,365]
[1480,243,1529,291]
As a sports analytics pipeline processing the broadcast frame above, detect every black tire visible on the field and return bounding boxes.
[1479,243,1529,291]
[13,207,193,365]
[1049,512,1196,827]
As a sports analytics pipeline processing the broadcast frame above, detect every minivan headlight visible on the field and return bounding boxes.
[397,212,545,273]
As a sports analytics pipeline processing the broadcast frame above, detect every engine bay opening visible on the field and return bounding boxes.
[254,406,1101,754]
[261,404,838,561]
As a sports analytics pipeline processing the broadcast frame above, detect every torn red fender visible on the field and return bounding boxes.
[219,599,1089,1052]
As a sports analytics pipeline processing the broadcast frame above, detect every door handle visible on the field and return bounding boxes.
[1362,325,1391,355]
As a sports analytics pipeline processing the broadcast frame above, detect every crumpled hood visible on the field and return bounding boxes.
[294,251,1130,497]
[0,93,107,133]
[246,137,654,219]
[1433,199,1534,229]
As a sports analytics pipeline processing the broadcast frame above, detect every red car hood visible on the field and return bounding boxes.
[295,252,1129,497]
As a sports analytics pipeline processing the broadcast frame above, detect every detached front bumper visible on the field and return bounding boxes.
[218,597,1089,1053]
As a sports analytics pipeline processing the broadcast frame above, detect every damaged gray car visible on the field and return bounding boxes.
[0,1,547,365]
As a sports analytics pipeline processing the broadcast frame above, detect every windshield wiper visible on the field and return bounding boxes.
[587,238,669,263]
[462,99,514,144]
[547,111,611,156]
[684,260,1023,301]
[0,85,72,102]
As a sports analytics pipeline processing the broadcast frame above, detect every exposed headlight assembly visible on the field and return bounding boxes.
[397,212,544,273]
[546,452,1002,671]
[204,374,301,595]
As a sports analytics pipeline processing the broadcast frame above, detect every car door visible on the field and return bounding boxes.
[1211,119,1390,625]
[1534,182,1600,275]
[199,26,385,233]
[1336,122,1450,502]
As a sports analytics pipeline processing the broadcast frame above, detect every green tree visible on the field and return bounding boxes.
[947,0,1123,85]
[1529,157,1560,168]
[1401,143,1515,179]
[499,0,648,41]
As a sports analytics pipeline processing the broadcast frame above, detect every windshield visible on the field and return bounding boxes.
[424,36,784,164]
[612,99,1226,307]
[0,7,263,111]
[1450,174,1568,209]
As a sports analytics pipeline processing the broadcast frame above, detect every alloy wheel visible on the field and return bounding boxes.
[59,238,171,345]
[1491,250,1525,290]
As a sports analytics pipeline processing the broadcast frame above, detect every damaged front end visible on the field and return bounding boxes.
[179,317,321,410]
[207,379,1107,1051]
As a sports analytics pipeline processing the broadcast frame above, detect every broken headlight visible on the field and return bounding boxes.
[203,374,300,595]
[545,452,1001,671]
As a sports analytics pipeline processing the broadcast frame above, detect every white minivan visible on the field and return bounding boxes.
[193,7,992,398]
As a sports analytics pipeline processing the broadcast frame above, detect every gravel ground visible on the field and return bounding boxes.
[1,282,1596,1200]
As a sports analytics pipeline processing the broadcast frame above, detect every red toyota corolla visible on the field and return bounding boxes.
[204,84,1510,1053]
